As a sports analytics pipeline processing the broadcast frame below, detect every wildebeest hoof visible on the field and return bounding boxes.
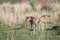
[29,29,33,31]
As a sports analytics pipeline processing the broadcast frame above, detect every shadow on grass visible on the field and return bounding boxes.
[13,28,21,30]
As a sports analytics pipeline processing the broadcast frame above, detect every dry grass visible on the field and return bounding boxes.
[0,1,60,28]
[0,0,60,40]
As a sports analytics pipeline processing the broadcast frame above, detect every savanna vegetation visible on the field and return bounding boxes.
[0,0,60,40]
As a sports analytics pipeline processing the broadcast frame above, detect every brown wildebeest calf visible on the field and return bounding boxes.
[38,15,50,30]
[39,15,50,23]
[25,16,39,31]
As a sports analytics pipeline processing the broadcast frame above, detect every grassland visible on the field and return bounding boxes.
[0,0,60,40]
[0,21,60,40]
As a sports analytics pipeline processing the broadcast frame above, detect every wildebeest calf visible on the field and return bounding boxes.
[25,16,37,31]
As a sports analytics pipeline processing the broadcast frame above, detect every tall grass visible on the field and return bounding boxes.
[0,0,60,40]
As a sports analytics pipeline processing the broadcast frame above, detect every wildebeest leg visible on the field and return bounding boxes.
[30,23,33,31]
[34,22,37,27]
[34,23,37,34]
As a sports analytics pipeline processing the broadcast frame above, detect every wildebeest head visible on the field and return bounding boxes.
[25,16,34,22]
